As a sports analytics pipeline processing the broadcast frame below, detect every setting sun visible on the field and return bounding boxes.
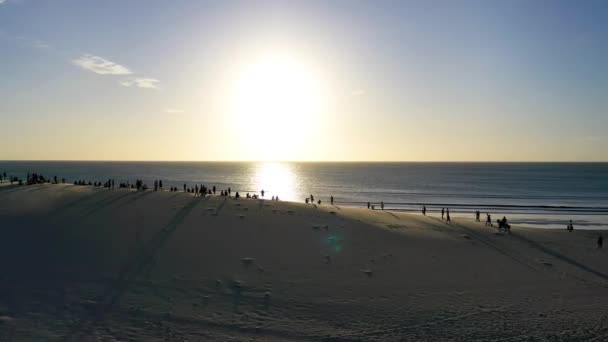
[229,54,325,160]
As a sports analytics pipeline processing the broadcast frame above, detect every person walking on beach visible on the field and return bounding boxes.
[422,205,426,216]
[310,194,314,202]
[330,196,334,205]
[567,220,574,231]
[367,202,370,209]
[485,213,492,226]
[381,201,384,210]
[441,208,445,220]
[598,234,603,249]
[261,189,265,198]
[475,211,480,222]
[446,209,451,223]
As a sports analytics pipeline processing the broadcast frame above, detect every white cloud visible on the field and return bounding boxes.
[73,54,132,75]
[166,108,185,114]
[120,77,160,89]
[31,41,49,49]
[0,0,7,5]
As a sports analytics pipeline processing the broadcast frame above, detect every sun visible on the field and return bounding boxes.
[229,54,325,160]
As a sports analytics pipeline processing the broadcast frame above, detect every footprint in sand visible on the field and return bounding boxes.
[361,269,373,277]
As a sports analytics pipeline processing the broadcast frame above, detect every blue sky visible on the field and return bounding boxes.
[1,0,607,161]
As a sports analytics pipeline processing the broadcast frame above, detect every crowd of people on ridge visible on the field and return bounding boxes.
[2,169,605,248]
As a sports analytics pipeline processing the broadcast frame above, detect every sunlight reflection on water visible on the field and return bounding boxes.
[250,162,300,201]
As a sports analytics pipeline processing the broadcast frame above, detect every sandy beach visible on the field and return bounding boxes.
[1,183,608,341]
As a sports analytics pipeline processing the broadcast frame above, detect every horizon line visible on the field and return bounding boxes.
[1,159,608,163]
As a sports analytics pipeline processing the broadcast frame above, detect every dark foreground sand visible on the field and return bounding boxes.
[1,184,608,341]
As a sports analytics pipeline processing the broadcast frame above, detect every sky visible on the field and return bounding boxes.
[0,0,607,161]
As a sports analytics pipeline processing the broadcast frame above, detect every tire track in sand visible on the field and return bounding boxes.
[59,195,209,341]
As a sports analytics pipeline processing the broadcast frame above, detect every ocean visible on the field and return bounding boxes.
[1,161,607,230]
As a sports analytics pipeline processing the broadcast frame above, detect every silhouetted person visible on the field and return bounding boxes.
[228,187,231,195]
[598,234,603,249]
[446,209,451,223]
[318,199,321,205]
[567,220,574,231]
[305,198,309,204]
[485,213,492,226]
[381,201,384,210]
[213,186,216,194]
[330,196,334,205]
[497,216,510,232]
[235,192,240,198]
[261,189,265,198]
[154,180,158,191]
[422,205,426,216]
[310,194,314,202]
[475,211,480,222]
[441,208,445,220]
[367,202,370,209]
[159,180,163,189]
[183,184,186,192]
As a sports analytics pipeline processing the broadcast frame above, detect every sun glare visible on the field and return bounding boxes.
[251,162,299,201]
[230,54,325,160]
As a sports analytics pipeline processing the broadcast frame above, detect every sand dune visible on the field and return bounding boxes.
[1,184,608,341]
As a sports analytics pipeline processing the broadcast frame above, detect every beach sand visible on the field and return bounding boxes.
[1,184,608,341]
